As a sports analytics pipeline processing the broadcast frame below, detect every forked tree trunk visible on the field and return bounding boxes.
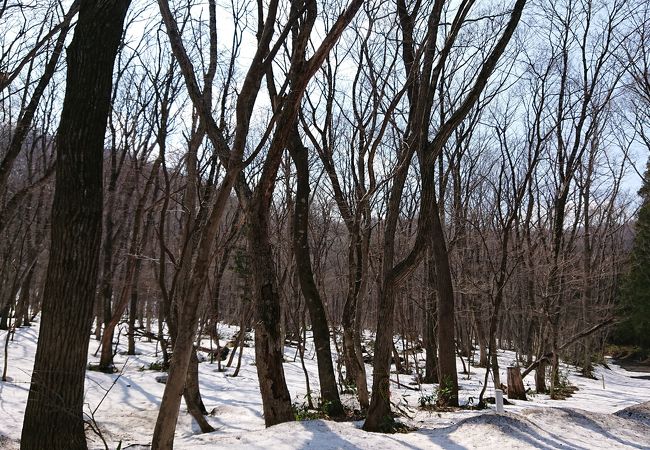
[342,319,370,408]
[20,1,131,448]
[247,207,294,426]
[153,0,363,439]
[341,226,370,409]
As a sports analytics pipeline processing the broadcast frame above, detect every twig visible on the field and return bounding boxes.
[83,358,130,449]
[390,378,419,391]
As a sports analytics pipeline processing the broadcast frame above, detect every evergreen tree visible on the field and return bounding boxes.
[619,157,650,348]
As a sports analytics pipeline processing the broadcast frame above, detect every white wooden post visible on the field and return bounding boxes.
[495,389,504,413]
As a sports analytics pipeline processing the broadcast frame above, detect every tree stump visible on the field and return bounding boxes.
[507,366,528,400]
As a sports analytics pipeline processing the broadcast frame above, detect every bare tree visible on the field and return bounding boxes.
[364,0,527,431]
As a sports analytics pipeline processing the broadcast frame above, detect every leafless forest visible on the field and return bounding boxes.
[1,0,649,448]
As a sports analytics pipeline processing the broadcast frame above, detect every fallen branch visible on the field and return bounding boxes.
[390,378,420,391]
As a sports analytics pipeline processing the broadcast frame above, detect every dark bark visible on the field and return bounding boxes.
[288,130,343,416]
[127,256,143,356]
[16,261,36,327]
[0,303,10,330]
[535,360,547,393]
[20,1,131,448]
[507,367,527,400]
[247,209,294,426]
[98,130,122,360]
[342,299,370,408]
[363,283,397,432]
[183,349,213,431]
[423,251,438,383]
[340,221,370,408]
[431,196,459,406]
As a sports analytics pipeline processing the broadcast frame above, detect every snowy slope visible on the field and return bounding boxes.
[1,319,649,449]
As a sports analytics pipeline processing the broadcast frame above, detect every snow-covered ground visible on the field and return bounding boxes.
[1,319,649,449]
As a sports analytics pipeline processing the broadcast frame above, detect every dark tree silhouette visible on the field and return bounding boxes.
[619,159,650,348]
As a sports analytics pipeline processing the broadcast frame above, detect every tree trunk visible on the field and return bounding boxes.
[127,231,147,355]
[16,263,35,327]
[423,250,438,383]
[475,312,488,367]
[535,360,547,393]
[183,349,213,432]
[247,208,294,426]
[491,335,501,389]
[153,316,205,448]
[20,1,131,448]
[432,197,459,407]
[363,284,397,432]
[152,184,236,447]
[289,133,343,416]
[99,140,118,362]
[507,366,527,400]
[15,238,37,327]
[0,306,7,331]
[127,281,139,355]
[341,225,370,409]
[342,310,369,408]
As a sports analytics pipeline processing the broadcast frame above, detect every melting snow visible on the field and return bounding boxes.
[1,319,649,449]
